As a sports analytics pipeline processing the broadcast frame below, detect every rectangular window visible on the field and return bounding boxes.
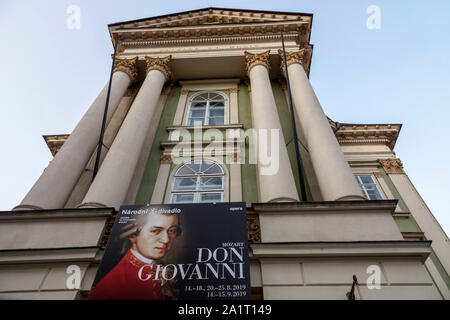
[355,175,383,200]
[199,193,222,203]
[171,193,195,203]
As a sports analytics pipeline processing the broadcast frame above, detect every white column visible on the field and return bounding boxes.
[280,49,364,201]
[14,58,138,210]
[229,87,239,124]
[228,153,243,202]
[150,155,172,204]
[244,51,299,203]
[80,56,172,209]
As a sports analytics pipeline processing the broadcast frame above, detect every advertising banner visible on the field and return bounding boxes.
[88,202,250,300]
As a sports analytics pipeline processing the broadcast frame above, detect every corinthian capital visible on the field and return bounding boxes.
[145,55,172,81]
[244,50,270,75]
[113,57,138,83]
[379,158,405,174]
[278,48,309,76]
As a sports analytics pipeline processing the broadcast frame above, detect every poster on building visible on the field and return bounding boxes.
[88,202,250,300]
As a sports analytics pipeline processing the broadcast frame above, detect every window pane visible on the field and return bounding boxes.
[188,118,205,126]
[208,117,224,125]
[200,177,223,190]
[366,189,383,200]
[199,160,213,172]
[209,101,224,107]
[191,101,207,107]
[359,187,369,200]
[192,94,208,102]
[203,163,223,174]
[176,165,196,176]
[359,176,374,184]
[172,193,195,203]
[364,185,382,199]
[208,93,222,100]
[199,193,222,203]
[209,108,224,117]
[173,178,197,191]
[188,162,201,173]
[190,109,206,118]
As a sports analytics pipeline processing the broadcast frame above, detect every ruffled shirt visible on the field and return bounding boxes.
[88,250,164,300]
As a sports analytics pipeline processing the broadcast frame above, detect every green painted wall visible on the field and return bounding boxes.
[135,86,181,204]
[238,84,258,206]
[429,249,450,290]
[271,81,311,201]
[379,166,450,289]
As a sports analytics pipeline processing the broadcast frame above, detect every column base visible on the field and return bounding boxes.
[268,197,300,203]
[12,204,44,211]
[76,202,108,209]
[335,195,367,201]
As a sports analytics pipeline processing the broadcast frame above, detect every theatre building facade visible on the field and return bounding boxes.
[1,8,449,299]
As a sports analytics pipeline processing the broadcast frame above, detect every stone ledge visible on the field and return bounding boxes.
[0,247,99,264]
[250,240,432,262]
[252,200,398,213]
[0,207,115,221]
[0,208,114,251]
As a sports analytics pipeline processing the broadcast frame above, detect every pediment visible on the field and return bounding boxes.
[109,7,312,30]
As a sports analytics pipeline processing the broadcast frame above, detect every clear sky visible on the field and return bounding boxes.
[0,0,449,235]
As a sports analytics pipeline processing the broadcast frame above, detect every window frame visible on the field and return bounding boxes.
[169,159,226,204]
[185,91,228,126]
[355,174,384,200]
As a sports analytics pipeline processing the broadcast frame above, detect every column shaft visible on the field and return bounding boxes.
[15,70,133,210]
[246,51,299,202]
[286,60,364,201]
[81,57,170,209]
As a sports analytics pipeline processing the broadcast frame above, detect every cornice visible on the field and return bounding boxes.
[110,18,310,48]
[109,8,312,31]
[332,123,401,150]
[119,32,301,48]
[252,199,398,213]
[43,134,69,157]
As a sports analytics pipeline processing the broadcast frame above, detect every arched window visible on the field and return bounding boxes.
[170,159,225,204]
[186,91,226,126]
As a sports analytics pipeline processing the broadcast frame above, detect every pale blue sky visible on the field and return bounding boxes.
[0,0,449,235]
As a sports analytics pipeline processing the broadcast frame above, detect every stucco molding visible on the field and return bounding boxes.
[120,33,300,47]
[145,55,172,80]
[278,48,311,74]
[160,154,172,164]
[379,158,405,174]
[244,50,270,75]
[113,56,138,83]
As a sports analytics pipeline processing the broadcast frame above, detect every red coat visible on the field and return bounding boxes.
[89,250,165,300]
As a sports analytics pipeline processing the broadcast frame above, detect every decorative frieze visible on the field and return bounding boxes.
[113,57,138,83]
[100,212,117,248]
[244,50,270,75]
[160,154,172,164]
[379,158,405,174]
[145,55,173,81]
[43,134,69,157]
[247,211,261,243]
[334,122,401,150]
